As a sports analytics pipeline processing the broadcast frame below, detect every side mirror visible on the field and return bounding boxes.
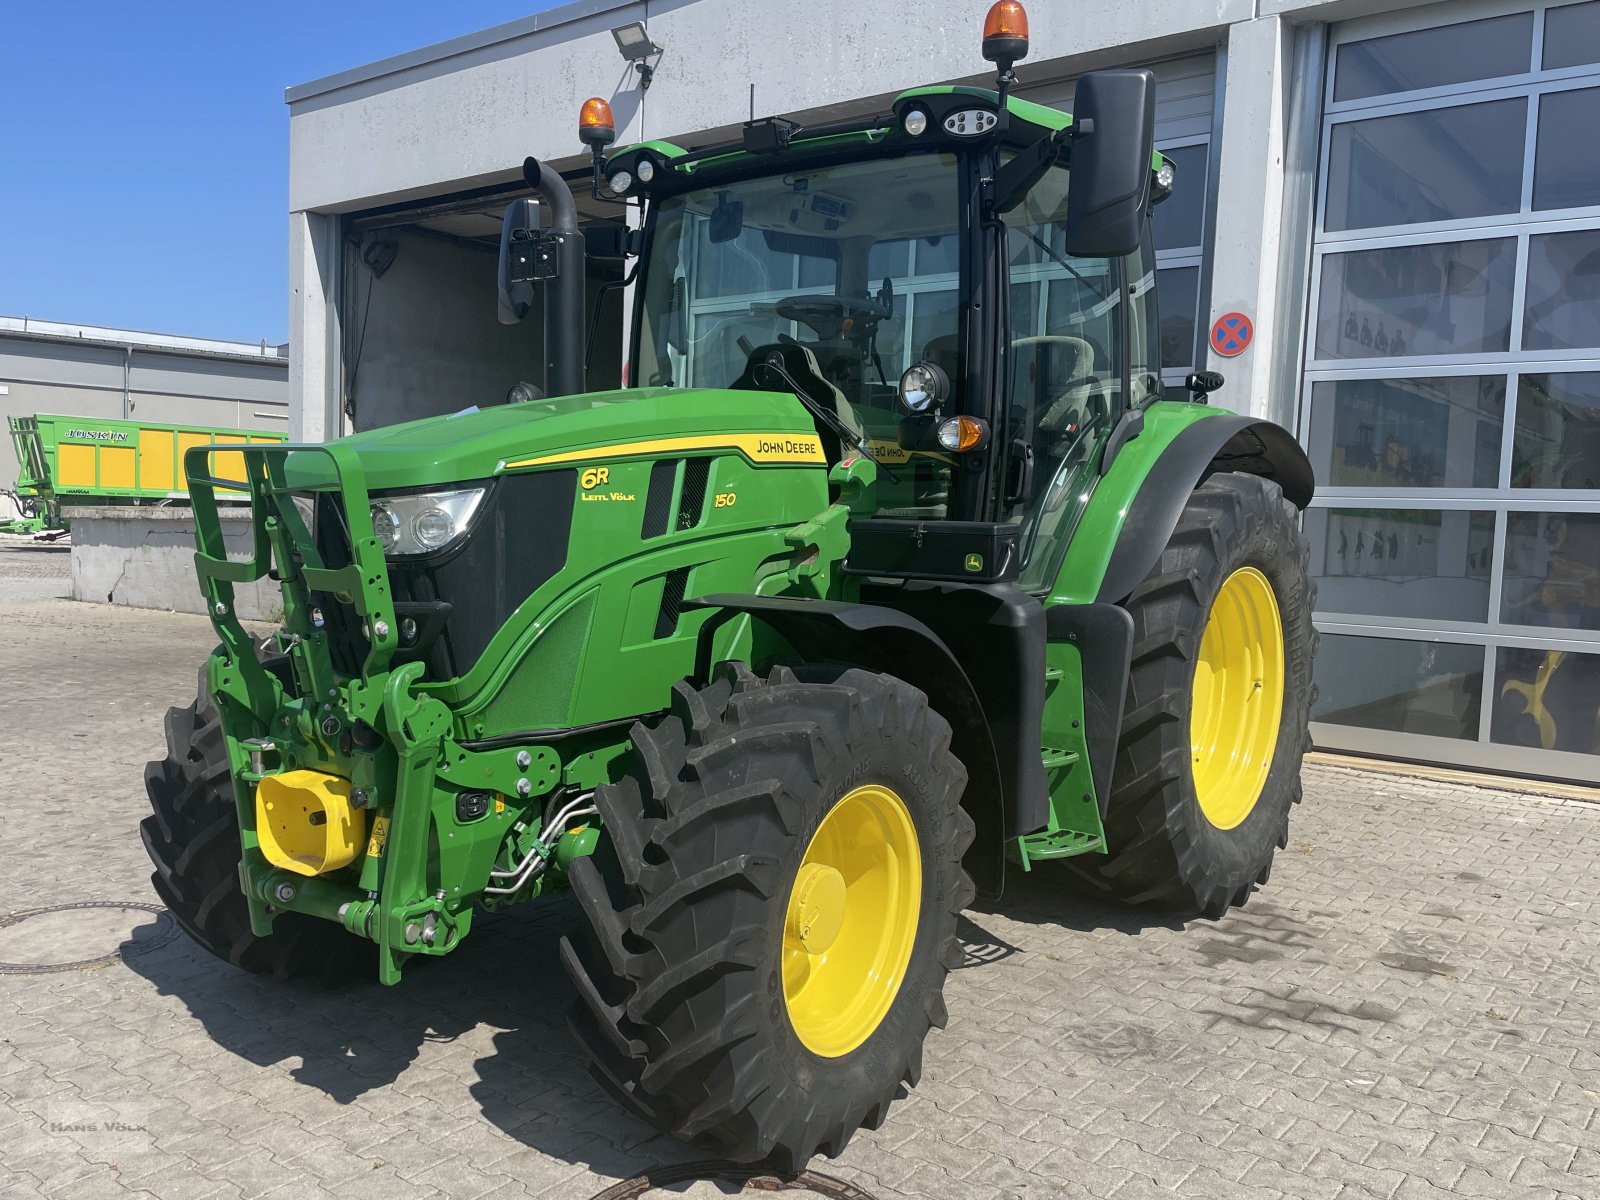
[1064,69,1157,259]
[497,198,543,325]
[583,224,635,261]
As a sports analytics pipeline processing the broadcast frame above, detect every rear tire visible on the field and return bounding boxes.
[141,665,373,983]
[1067,473,1315,918]
[562,663,973,1169]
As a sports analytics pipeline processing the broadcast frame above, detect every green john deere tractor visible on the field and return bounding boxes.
[144,2,1316,1168]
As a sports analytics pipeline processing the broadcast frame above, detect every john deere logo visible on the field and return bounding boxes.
[964,553,984,573]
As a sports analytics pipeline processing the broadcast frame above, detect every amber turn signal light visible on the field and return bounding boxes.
[579,96,617,146]
[937,416,991,453]
[983,1,1029,65]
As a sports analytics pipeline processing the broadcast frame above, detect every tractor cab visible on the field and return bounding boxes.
[503,22,1174,594]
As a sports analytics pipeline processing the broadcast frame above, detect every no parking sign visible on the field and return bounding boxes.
[1211,312,1254,358]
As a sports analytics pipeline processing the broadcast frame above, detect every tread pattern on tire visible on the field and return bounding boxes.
[1069,472,1318,919]
[141,666,372,983]
[562,662,974,1170]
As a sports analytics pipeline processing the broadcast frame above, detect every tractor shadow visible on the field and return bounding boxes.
[972,859,1190,937]
[126,863,1186,1185]
[125,896,702,1180]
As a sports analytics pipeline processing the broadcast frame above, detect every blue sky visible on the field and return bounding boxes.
[1,2,558,345]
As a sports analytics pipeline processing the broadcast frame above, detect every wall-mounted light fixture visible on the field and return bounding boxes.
[611,22,664,90]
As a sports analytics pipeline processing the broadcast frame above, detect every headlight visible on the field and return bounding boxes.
[636,158,656,183]
[903,108,928,137]
[368,487,486,556]
[609,170,634,195]
[898,361,949,414]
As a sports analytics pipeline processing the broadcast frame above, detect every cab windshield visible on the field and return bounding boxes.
[637,151,964,512]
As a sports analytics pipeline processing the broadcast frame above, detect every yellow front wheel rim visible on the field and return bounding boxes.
[782,784,922,1058]
[1190,566,1286,830]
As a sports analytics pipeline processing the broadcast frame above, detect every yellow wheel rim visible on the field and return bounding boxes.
[1190,566,1286,830]
[782,783,922,1058]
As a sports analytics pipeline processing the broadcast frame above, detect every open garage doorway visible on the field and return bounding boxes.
[338,178,627,432]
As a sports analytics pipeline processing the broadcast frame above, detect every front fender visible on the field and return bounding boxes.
[687,593,1011,900]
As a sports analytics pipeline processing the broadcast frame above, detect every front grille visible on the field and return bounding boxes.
[655,566,690,639]
[312,471,576,680]
[641,459,676,539]
[677,458,710,530]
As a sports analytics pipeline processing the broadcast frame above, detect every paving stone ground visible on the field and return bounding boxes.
[0,533,1595,1200]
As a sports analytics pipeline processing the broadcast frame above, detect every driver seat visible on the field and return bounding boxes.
[730,342,864,463]
[1012,335,1095,435]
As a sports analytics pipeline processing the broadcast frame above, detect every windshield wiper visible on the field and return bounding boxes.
[757,353,901,484]
[1021,229,1109,301]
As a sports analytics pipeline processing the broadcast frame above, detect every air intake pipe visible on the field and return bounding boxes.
[498,156,586,399]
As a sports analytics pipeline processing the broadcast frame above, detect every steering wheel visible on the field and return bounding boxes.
[775,295,890,340]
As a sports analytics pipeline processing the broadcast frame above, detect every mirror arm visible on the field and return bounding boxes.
[991,126,1071,215]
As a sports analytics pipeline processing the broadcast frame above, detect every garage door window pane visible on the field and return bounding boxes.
[1514,373,1600,489]
[1308,377,1504,488]
[1534,88,1600,211]
[1492,646,1600,754]
[915,235,960,277]
[1307,509,1494,622]
[1501,510,1600,630]
[1315,239,1516,360]
[1153,145,1209,251]
[1544,0,1600,70]
[1312,634,1484,739]
[1334,14,1534,103]
[1326,101,1526,232]
[693,223,794,299]
[1524,229,1600,351]
[1157,267,1199,370]
[910,290,961,366]
[868,239,911,282]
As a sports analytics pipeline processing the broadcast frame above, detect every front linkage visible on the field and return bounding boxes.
[186,443,614,984]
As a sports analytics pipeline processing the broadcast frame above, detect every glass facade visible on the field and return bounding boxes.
[1305,2,1600,781]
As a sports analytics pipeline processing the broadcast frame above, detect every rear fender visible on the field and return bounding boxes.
[1050,407,1315,607]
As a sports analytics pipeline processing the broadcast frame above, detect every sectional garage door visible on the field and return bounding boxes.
[1301,2,1600,782]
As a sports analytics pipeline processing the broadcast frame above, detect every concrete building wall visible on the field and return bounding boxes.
[0,323,289,517]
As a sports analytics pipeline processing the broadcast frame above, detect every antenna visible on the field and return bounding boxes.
[750,83,755,123]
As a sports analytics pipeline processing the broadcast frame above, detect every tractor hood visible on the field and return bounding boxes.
[284,387,818,493]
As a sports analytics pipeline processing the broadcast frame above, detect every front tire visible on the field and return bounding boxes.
[1068,472,1316,918]
[141,666,372,982]
[561,663,973,1169]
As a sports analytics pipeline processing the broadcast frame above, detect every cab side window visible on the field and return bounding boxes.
[1000,162,1128,590]
[1126,221,1163,406]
